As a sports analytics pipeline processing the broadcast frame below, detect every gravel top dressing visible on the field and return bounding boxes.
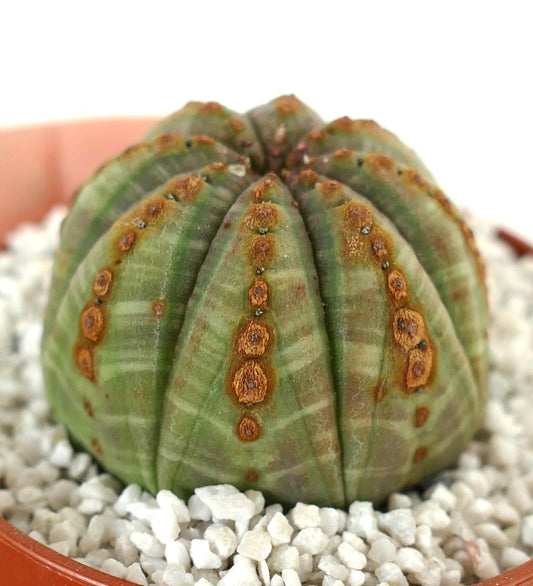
[1,207,532,586]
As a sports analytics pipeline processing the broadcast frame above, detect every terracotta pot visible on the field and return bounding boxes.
[0,121,531,585]
[0,517,136,585]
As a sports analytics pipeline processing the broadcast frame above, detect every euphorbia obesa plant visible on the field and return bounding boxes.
[41,96,488,507]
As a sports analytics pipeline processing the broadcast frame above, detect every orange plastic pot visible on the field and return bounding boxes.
[0,120,531,586]
[0,517,136,585]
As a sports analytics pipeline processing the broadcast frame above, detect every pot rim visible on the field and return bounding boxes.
[0,516,136,585]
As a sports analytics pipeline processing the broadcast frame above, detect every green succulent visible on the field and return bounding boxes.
[41,96,488,507]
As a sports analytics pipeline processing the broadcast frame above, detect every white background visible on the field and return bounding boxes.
[1,1,532,243]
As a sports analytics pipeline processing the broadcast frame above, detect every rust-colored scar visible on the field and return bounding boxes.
[227,178,283,446]
[73,192,175,385]
[326,192,437,467]
[237,415,262,441]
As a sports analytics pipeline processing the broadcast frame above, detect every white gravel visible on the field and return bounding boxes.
[1,207,533,585]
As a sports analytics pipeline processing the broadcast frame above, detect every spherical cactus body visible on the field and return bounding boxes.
[41,96,488,507]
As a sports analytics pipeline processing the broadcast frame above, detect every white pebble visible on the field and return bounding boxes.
[346,569,366,586]
[125,562,148,585]
[347,502,378,540]
[77,498,105,515]
[488,435,518,468]
[101,557,127,579]
[68,452,92,480]
[48,439,74,468]
[49,539,73,556]
[508,479,533,514]
[161,564,193,586]
[84,547,111,566]
[151,508,180,544]
[267,512,294,545]
[28,530,47,545]
[451,481,475,508]
[500,545,530,569]
[414,524,433,555]
[413,502,451,531]
[0,489,15,513]
[268,544,300,572]
[462,469,491,498]
[157,489,190,523]
[520,514,533,546]
[291,527,329,555]
[35,460,60,485]
[46,479,77,510]
[441,569,462,585]
[319,507,344,536]
[379,508,416,545]
[298,552,312,582]
[368,536,397,564]
[289,502,321,528]
[218,556,261,586]
[281,568,301,586]
[16,485,44,504]
[395,547,426,573]
[375,562,408,586]
[126,496,159,524]
[458,451,481,470]
[165,540,190,569]
[244,489,265,515]
[204,524,237,559]
[388,493,413,510]
[18,430,50,465]
[77,476,118,503]
[426,484,457,511]
[237,529,272,561]
[114,484,143,516]
[492,500,520,526]
[114,529,140,566]
[318,553,349,580]
[465,538,500,580]
[336,541,366,570]
[130,531,165,558]
[258,559,270,585]
[195,485,256,523]
[140,554,166,577]
[412,556,446,586]
[449,510,476,541]
[473,522,509,548]
[190,539,222,570]
[194,579,214,586]
[49,519,82,546]
[463,498,493,524]
[341,531,366,552]
[322,577,344,586]
[187,494,212,521]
